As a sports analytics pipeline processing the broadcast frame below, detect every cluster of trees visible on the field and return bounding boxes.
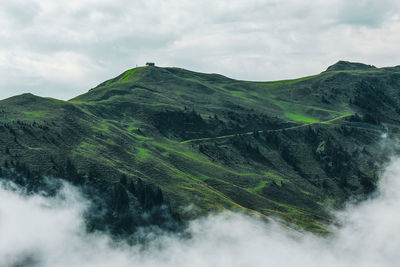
[314,138,369,192]
[0,159,180,238]
[153,107,290,141]
[121,175,164,211]
[153,109,208,139]
[1,160,62,195]
[1,120,53,131]
[231,136,265,162]
[351,78,395,113]
[0,120,64,149]
[262,127,376,194]
[346,113,381,125]
[224,111,284,131]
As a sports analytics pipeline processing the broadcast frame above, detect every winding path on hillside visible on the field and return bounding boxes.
[181,113,354,144]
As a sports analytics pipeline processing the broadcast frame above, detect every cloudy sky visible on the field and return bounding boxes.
[0,0,399,100]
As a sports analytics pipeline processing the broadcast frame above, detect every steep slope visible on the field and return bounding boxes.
[1,61,399,233]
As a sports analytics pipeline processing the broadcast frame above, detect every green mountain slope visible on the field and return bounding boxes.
[1,61,399,233]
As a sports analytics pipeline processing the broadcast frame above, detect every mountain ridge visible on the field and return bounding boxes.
[324,60,377,72]
[1,61,400,233]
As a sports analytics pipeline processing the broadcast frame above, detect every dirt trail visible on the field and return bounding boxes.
[181,114,353,144]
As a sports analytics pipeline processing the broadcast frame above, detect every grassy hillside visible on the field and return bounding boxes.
[1,61,399,233]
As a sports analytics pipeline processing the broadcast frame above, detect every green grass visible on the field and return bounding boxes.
[265,98,327,122]
[249,181,269,191]
[285,112,320,123]
[264,171,287,183]
[91,121,111,133]
[135,147,151,161]
[23,110,47,117]
[0,62,390,233]
[265,74,322,87]
[248,172,287,192]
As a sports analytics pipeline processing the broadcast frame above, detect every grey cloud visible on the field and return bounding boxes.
[0,0,399,100]
[2,153,400,266]
[337,0,398,27]
[1,0,40,27]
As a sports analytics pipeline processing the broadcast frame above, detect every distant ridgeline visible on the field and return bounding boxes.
[1,61,400,233]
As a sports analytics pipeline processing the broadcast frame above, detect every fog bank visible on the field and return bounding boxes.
[2,158,400,267]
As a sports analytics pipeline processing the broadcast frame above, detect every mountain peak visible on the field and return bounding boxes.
[325,61,376,72]
[1,93,42,104]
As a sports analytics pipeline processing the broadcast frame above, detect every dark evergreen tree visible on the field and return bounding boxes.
[120,174,128,186]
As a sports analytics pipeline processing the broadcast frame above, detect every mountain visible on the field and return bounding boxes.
[1,61,400,233]
[324,60,377,72]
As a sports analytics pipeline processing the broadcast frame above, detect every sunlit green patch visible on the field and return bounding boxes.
[23,110,46,117]
[285,112,320,123]
[119,67,146,82]
[249,181,269,192]
[127,125,139,131]
[91,121,111,133]
[264,171,287,183]
[135,147,151,161]
[248,172,287,192]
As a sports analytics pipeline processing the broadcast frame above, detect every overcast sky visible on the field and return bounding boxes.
[0,0,399,100]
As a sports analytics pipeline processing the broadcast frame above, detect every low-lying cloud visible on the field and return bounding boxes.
[1,157,400,267]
